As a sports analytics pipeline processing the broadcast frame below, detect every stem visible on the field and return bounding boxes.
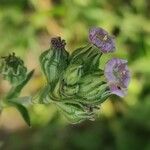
[5,70,34,100]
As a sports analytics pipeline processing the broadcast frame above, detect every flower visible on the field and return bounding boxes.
[104,58,130,97]
[89,27,115,53]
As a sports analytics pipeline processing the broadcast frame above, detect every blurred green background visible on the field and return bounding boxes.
[0,0,150,150]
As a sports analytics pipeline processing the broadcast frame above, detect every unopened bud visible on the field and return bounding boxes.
[0,53,27,86]
[39,37,69,84]
[63,64,83,85]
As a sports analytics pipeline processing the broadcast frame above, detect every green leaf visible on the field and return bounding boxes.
[7,101,31,127]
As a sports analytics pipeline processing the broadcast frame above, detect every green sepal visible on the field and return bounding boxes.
[70,45,102,73]
[39,49,54,81]
[70,45,91,61]
[63,64,83,85]
[78,73,104,95]
[61,84,79,98]
[38,85,52,104]
[55,102,95,124]
[50,80,62,101]
[81,84,108,102]
[40,48,69,84]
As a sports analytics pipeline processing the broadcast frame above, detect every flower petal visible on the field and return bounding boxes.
[109,84,127,97]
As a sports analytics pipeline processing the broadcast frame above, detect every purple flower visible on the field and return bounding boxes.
[89,27,115,53]
[104,58,130,97]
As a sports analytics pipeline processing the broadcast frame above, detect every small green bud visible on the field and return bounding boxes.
[0,53,27,86]
[63,64,83,85]
[39,37,69,84]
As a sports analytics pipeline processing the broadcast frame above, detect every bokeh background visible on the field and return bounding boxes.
[0,0,150,150]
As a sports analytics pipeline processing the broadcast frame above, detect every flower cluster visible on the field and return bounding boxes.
[0,27,130,125]
[38,27,130,123]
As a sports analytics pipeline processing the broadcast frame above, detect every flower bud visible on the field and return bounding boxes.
[0,53,27,86]
[63,64,83,85]
[39,37,69,84]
